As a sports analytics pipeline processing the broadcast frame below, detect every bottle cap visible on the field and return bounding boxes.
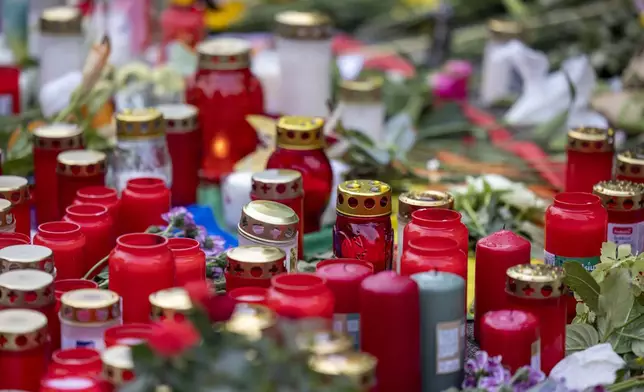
[196,38,251,71]
[0,199,14,229]
[593,180,644,211]
[60,289,121,324]
[336,180,392,218]
[275,11,333,40]
[398,190,454,220]
[116,108,165,139]
[101,345,134,386]
[295,330,353,356]
[487,19,523,41]
[506,264,566,299]
[156,104,199,134]
[56,150,107,177]
[225,303,277,341]
[0,270,54,307]
[0,176,29,206]
[251,169,303,200]
[339,77,384,103]
[0,245,54,274]
[239,200,299,244]
[309,352,377,388]
[33,123,83,150]
[0,309,48,351]
[567,127,614,153]
[617,149,644,180]
[226,246,287,280]
[40,6,83,35]
[276,116,325,150]
[149,288,193,322]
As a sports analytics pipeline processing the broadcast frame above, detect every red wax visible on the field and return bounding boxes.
[104,324,156,348]
[74,186,120,227]
[159,3,204,62]
[404,208,469,257]
[63,204,115,277]
[333,214,394,273]
[34,222,86,280]
[40,376,102,392]
[566,150,613,193]
[48,348,102,378]
[228,287,269,305]
[165,123,201,207]
[480,310,540,373]
[57,172,105,221]
[167,238,206,285]
[109,234,175,323]
[360,271,421,392]
[120,178,171,234]
[474,230,531,341]
[267,274,334,320]
[400,237,467,280]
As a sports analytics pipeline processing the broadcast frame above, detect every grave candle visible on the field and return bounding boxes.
[0,175,30,237]
[149,287,193,322]
[225,245,286,291]
[565,127,614,193]
[616,149,644,183]
[480,310,540,373]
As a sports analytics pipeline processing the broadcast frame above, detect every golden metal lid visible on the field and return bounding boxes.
[398,190,454,220]
[506,264,566,299]
[0,244,54,274]
[0,269,54,307]
[149,288,193,322]
[487,19,523,41]
[56,150,107,177]
[0,309,48,351]
[196,38,252,71]
[60,289,121,324]
[295,331,353,356]
[40,6,83,35]
[337,180,392,218]
[276,116,325,150]
[339,77,384,103]
[156,104,199,134]
[226,246,287,280]
[251,169,303,200]
[309,352,377,388]
[593,180,644,211]
[225,303,277,341]
[567,127,614,153]
[116,108,165,139]
[0,176,29,205]
[275,11,333,40]
[239,200,299,243]
[101,345,135,386]
[617,149,644,179]
[0,199,14,228]
[33,123,84,150]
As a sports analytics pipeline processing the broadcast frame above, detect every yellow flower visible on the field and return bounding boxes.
[204,2,247,31]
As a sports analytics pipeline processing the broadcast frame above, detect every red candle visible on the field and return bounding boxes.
[400,237,467,281]
[225,245,286,291]
[40,376,102,392]
[56,150,107,220]
[63,204,115,277]
[0,309,49,391]
[104,323,156,348]
[480,310,540,373]
[360,271,421,392]
[109,234,175,323]
[167,238,206,285]
[315,258,373,349]
[0,231,31,244]
[34,222,86,281]
[33,124,84,225]
[101,345,135,389]
[593,180,644,253]
[0,244,54,275]
[74,186,120,227]
[403,208,469,258]
[474,230,531,341]
[0,175,30,237]
[48,348,102,378]
[616,149,644,183]
[228,287,270,305]
[565,127,614,193]
[120,178,171,234]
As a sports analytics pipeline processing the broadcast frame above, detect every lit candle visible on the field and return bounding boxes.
[480,310,540,372]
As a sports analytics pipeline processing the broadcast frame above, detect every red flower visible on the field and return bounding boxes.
[184,281,236,323]
[184,281,213,308]
[147,319,200,357]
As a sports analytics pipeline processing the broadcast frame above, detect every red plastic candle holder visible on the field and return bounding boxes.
[40,376,102,392]
[225,245,287,291]
[480,310,540,373]
[565,127,614,193]
[0,232,30,250]
[34,222,86,280]
[404,208,469,258]
[400,237,467,281]
[48,348,102,378]
[120,178,171,234]
[63,204,115,277]
[228,287,270,305]
[0,175,31,237]
[56,150,107,220]
[167,237,206,286]
[74,186,120,226]
[104,323,156,348]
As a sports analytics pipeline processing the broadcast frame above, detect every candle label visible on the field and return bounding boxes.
[608,222,643,253]
[543,251,599,272]
[531,339,541,370]
[333,313,361,350]
[436,320,465,375]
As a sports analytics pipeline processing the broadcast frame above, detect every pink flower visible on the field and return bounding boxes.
[430,71,468,102]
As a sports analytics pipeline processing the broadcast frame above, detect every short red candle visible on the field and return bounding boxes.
[120,178,171,234]
[266,274,334,329]
[225,245,287,291]
[404,208,469,258]
[34,222,86,280]
[40,376,102,392]
[480,310,540,373]
[400,237,467,281]
[565,127,614,193]
[74,186,120,226]
[616,150,644,183]
[56,150,107,220]
[474,230,531,341]
[228,287,270,305]
[63,204,115,277]
[360,271,421,392]
[167,238,206,285]
[104,323,156,348]
[48,348,102,378]
[316,258,373,349]
[109,233,175,323]
[0,175,31,237]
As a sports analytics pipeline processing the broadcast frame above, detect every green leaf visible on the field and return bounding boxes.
[599,269,634,335]
[566,324,600,353]
[601,241,618,263]
[633,341,644,357]
[563,261,601,312]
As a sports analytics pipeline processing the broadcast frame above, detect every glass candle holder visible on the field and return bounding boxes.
[309,352,377,391]
[0,309,49,391]
[0,244,54,275]
[120,178,171,234]
[63,204,115,277]
[593,180,644,253]
[48,348,102,378]
[224,303,278,342]
[74,186,120,228]
[228,287,270,306]
[565,127,614,193]
[266,117,332,233]
[0,175,30,236]
[275,11,332,117]
[333,180,394,273]
[149,287,192,322]
[237,200,299,272]
[401,237,467,282]
[404,208,469,258]
[40,375,102,392]
[167,238,206,286]
[109,234,174,323]
[34,222,86,280]
[33,123,84,224]
[338,77,386,144]
[0,199,16,233]
[616,149,644,183]
[480,310,540,373]
[104,323,156,348]
[225,245,286,291]
[101,345,135,389]
[295,330,353,356]
[56,150,107,219]
[251,169,305,261]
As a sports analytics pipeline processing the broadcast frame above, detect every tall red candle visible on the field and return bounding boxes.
[360,271,421,391]
[63,204,115,276]
[616,149,644,183]
[480,310,540,373]
[34,222,86,281]
[0,175,30,237]
[225,245,286,291]
[74,186,120,227]
[56,150,107,220]
[316,258,373,350]
[565,127,614,193]
[167,238,206,285]
[120,178,171,234]
[403,208,469,258]
[400,237,467,281]
[474,230,531,341]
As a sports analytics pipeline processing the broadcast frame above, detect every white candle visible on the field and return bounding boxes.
[339,77,386,144]
[221,171,253,231]
[252,50,281,116]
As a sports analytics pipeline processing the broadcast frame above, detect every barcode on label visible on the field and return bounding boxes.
[0,95,12,115]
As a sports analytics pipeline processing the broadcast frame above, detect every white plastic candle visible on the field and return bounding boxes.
[221,171,253,231]
[252,50,281,116]
[339,77,386,144]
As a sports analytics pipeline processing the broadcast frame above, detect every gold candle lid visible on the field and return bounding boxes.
[398,190,454,220]
[226,246,287,280]
[60,289,121,324]
[0,199,14,229]
[339,77,384,103]
[567,127,614,153]
[487,19,523,41]
[0,245,54,274]
[593,180,644,211]
[0,269,54,307]
[617,149,644,179]
[295,331,353,356]
[56,150,107,177]
[156,104,199,134]
[0,309,48,352]
[309,352,377,389]
[102,345,135,386]
[0,176,29,205]
[225,303,277,341]
[33,123,83,150]
[251,169,303,200]
[239,200,299,243]
[196,38,251,71]
[276,116,325,150]
[149,288,193,322]
[40,6,83,35]
[506,264,566,299]
[275,11,333,40]
[116,108,165,139]
[337,180,392,218]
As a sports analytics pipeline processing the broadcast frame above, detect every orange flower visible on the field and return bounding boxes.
[147,319,200,357]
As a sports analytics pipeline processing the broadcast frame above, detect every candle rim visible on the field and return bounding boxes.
[271,273,327,295]
[477,230,530,250]
[482,309,538,331]
[65,203,109,219]
[116,233,169,251]
[55,279,99,299]
[104,323,156,346]
[316,258,374,279]
[411,208,462,227]
[76,185,118,201]
[167,237,201,255]
[37,221,83,239]
[126,177,166,192]
[408,237,460,254]
[228,286,269,303]
[553,192,601,209]
[52,347,101,367]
